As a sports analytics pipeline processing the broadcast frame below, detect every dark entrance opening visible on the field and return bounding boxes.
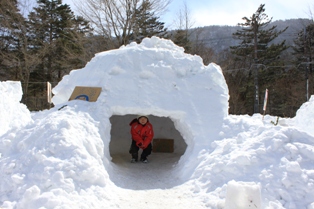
[108,114,187,189]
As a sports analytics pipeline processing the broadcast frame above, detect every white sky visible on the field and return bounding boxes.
[62,0,314,28]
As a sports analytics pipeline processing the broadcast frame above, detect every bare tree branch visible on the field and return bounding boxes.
[73,0,171,48]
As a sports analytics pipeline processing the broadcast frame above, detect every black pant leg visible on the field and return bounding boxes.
[141,143,152,159]
[129,140,139,159]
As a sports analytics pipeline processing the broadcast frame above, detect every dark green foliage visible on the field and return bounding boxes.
[224,70,254,114]
[21,0,91,110]
[172,29,191,53]
[27,0,91,82]
[293,23,314,73]
[0,0,26,80]
[130,0,167,43]
[292,22,314,103]
[228,4,289,114]
[230,4,288,67]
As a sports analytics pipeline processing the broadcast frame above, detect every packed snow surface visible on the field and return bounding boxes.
[0,37,314,209]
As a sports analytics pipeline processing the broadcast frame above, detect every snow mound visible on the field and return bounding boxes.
[294,95,314,136]
[52,36,229,176]
[0,104,109,208]
[195,114,314,208]
[0,81,32,136]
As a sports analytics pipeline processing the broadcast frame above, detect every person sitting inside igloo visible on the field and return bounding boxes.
[129,115,154,163]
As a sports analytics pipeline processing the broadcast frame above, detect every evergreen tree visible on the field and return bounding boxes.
[27,0,91,82]
[292,22,314,101]
[23,0,91,110]
[0,0,27,80]
[172,29,191,52]
[229,4,288,114]
[0,0,39,106]
[131,0,167,43]
[293,23,314,73]
[230,4,288,67]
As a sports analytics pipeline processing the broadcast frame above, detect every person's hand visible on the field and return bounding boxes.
[136,141,143,147]
[140,141,148,149]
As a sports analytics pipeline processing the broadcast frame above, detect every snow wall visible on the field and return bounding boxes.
[0,81,32,137]
[294,95,314,136]
[52,36,229,177]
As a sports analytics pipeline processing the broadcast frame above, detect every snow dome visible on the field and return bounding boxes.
[52,36,229,178]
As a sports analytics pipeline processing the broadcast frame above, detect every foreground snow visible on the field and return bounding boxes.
[0,37,314,209]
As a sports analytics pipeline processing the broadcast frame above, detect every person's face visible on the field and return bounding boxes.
[138,117,148,125]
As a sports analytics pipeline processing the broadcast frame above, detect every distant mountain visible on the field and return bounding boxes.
[188,18,312,53]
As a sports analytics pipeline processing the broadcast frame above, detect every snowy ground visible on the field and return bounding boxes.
[1,37,314,209]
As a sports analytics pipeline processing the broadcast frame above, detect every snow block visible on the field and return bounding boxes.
[225,180,262,209]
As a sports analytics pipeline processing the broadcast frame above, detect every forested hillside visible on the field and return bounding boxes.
[182,17,313,117]
[188,18,311,54]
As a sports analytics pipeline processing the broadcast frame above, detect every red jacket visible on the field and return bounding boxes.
[130,119,154,148]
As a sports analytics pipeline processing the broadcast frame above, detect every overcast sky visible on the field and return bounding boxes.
[62,0,313,28]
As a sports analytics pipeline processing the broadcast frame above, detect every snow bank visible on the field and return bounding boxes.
[0,103,109,208]
[0,81,32,136]
[193,114,314,208]
[294,95,314,136]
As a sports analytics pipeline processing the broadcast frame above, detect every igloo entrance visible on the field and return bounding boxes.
[109,114,187,163]
[108,114,188,189]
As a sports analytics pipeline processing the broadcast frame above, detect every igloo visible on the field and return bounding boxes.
[52,36,229,184]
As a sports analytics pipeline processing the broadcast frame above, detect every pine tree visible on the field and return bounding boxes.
[230,4,288,66]
[27,0,91,82]
[23,0,91,110]
[293,23,314,73]
[131,0,167,43]
[172,29,191,52]
[229,4,289,114]
[0,0,27,80]
[292,22,314,101]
